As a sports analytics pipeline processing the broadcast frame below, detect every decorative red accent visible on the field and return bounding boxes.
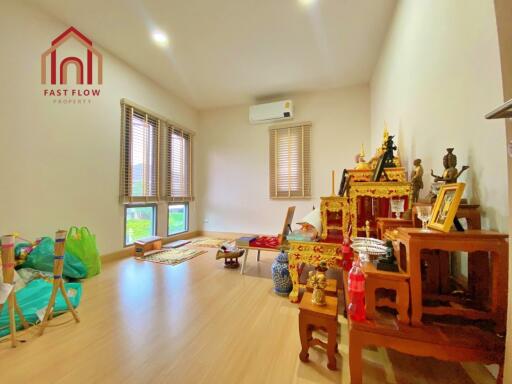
[87,49,93,84]
[60,57,84,84]
[52,26,92,46]
[2,262,15,269]
[51,50,57,84]
[249,236,280,249]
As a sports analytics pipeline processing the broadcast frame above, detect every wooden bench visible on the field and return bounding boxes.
[134,236,162,258]
[342,271,505,384]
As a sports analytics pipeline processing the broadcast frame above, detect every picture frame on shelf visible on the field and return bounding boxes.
[428,183,465,232]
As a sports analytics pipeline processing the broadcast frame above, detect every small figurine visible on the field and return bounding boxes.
[410,158,424,203]
[308,262,328,306]
[382,135,397,168]
[376,240,399,272]
[355,144,370,170]
[430,148,469,184]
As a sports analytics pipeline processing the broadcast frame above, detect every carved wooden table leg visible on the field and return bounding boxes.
[365,279,377,319]
[326,320,337,370]
[349,330,363,384]
[288,258,300,303]
[298,312,310,362]
[396,280,410,324]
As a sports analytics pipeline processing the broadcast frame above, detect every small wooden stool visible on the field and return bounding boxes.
[298,291,338,370]
[306,278,338,297]
[363,263,410,324]
[134,236,162,258]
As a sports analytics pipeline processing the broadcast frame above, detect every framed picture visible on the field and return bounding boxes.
[428,183,465,232]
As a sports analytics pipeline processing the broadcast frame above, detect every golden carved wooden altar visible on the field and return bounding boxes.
[320,196,349,242]
[287,240,341,302]
[347,167,407,183]
[349,181,412,237]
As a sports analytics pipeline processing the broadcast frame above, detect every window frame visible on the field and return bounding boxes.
[119,101,161,203]
[123,203,158,247]
[167,202,190,236]
[166,125,194,202]
[269,122,312,199]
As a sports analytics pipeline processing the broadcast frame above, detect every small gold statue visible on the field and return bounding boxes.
[410,159,424,203]
[308,263,328,306]
[355,144,371,170]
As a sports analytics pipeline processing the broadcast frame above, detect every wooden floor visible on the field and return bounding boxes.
[0,243,498,383]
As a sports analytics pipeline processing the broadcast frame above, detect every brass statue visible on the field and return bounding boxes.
[431,148,469,184]
[427,148,469,202]
[308,262,328,306]
[410,159,424,203]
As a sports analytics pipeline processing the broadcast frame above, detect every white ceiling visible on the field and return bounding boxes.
[27,0,397,109]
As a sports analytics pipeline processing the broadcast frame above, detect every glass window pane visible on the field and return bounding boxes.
[168,204,188,235]
[125,206,156,245]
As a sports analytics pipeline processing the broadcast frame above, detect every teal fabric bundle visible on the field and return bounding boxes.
[0,279,82,337]
[22,237,87,279]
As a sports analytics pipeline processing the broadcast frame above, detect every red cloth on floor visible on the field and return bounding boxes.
[249,236,280,249]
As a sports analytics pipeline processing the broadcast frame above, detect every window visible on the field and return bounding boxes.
[166,126,193,202]
[120,102,160,203]
[124,205,157,245]
[269,122,311,198]
[168,203,189,235]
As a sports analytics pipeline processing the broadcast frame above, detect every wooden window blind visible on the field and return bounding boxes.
[120,102,160,203]
[269,122,311,199]
[166,125,193,202]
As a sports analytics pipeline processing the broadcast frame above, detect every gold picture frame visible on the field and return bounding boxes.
[428,183,465,232]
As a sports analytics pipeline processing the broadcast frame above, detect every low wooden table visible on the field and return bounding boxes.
[134,236,162,258]
[342,271,505,384]
[395,228,509,332]
[376,217,412,239]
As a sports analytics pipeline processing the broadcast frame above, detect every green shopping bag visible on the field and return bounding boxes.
[65,226,101,277]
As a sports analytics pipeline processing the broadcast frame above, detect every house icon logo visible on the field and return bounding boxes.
[41,26,103,85]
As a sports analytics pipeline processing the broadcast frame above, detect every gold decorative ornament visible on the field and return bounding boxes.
[308,268,328,306]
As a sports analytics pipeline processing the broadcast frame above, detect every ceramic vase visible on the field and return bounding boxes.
[272,250,293,296]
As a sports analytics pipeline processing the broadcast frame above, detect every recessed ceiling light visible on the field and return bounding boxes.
[298,0,317,7]
[152,31,169,47]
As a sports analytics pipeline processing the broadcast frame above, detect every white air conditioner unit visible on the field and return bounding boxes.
[249,100,293,124]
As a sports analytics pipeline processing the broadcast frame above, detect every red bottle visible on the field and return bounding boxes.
[341,242,353,271]
[348,259,366,321]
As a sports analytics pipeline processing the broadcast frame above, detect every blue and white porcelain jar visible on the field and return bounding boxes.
[272,249,293,296]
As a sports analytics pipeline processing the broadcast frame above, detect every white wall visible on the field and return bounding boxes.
[196,85,370,235]
[0,0,198,254]
[371,0,508,232]
[372,1,508,377]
